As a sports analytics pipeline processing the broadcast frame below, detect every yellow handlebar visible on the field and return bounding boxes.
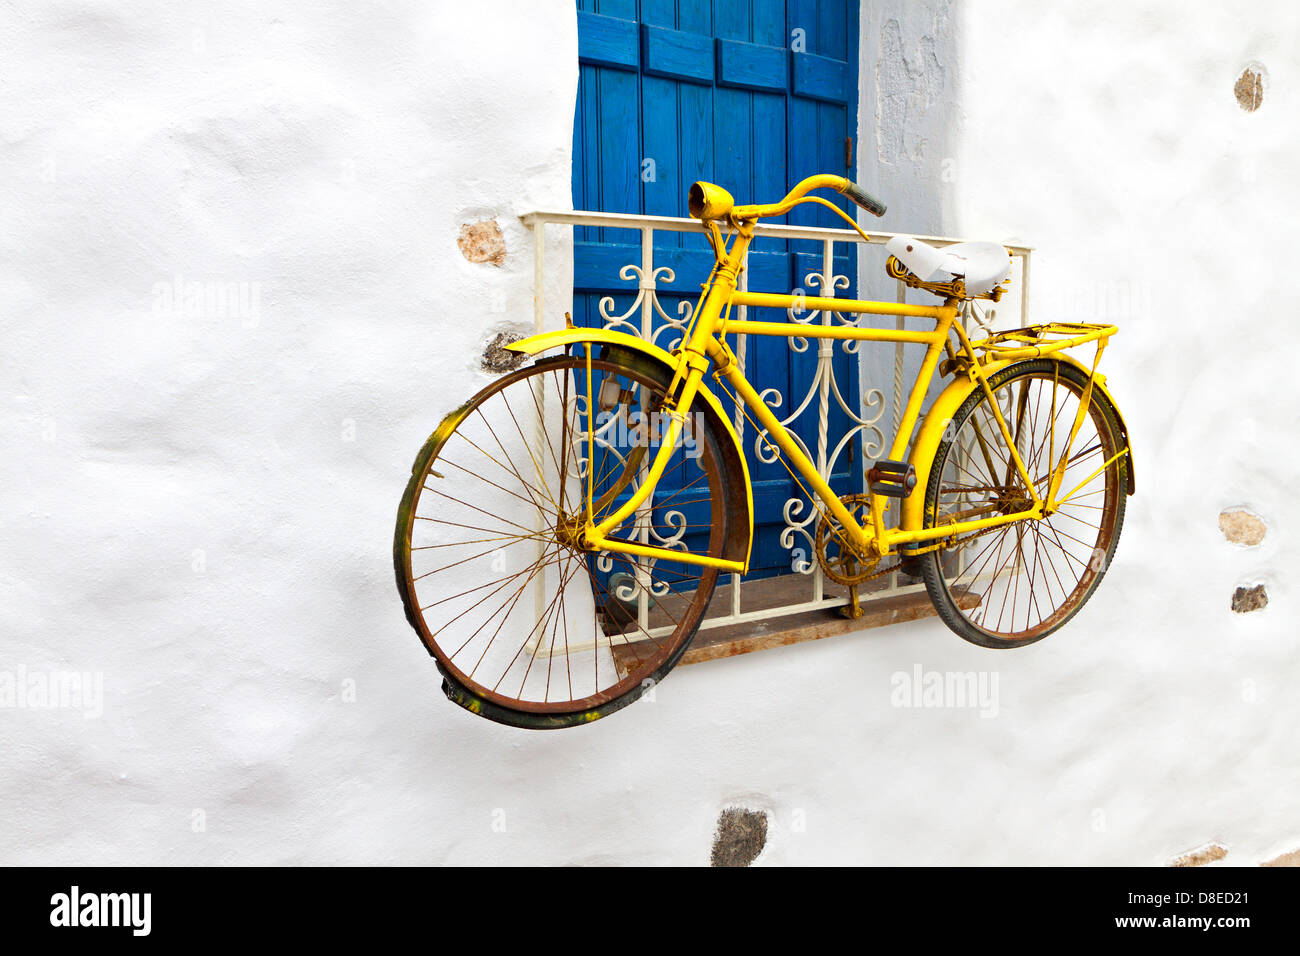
[688,174,888,223]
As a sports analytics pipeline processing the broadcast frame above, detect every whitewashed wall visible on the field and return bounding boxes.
[938,0,1300,867]
[3,0,1296,865]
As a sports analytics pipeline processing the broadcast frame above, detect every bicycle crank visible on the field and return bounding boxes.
[813,493,882,586]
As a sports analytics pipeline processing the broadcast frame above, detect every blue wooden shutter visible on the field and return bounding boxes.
[573,0,861,581]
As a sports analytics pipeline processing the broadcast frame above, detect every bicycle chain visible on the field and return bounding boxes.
[848,509,1018,585]
[815,491,1021,585]
[905,507,1023,559]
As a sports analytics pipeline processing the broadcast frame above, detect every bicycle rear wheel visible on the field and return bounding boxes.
[394,351,735,727]
[919,359,1128,647]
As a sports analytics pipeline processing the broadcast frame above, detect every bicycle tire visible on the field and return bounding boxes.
[918,359,1128,648]
[394,351,739,727]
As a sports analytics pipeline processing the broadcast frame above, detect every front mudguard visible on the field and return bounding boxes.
[506,328,754,571]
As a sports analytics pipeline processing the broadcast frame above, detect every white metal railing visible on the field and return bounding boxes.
[521,208,1032,634]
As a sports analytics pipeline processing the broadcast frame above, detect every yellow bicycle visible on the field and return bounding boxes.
[395,175,1134,728]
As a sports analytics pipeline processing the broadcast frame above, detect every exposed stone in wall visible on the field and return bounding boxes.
[1219,509,1266,546]
[1170,843,1227,867]
[710,807,768,867]
[1231,584,1268,613]
[1263,848,1300,867]
[458,219,506,266]
[1235,66,1264,112]
[480,331,526,373]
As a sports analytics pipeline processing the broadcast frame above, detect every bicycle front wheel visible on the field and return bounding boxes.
[394,351,736,727]
[918,359,1128,648]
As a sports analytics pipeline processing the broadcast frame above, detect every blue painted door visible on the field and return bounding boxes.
[573,0,861,581]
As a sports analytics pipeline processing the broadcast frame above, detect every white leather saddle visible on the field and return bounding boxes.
[885,236,1011,298]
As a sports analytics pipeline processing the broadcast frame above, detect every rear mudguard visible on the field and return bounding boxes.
[900,355,1135,546]
[506,329,753,571]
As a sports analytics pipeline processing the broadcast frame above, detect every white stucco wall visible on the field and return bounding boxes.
[940,0,1300,866]
[3,0,1297,865]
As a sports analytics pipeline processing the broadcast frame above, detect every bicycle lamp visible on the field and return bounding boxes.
[688,181,734,221]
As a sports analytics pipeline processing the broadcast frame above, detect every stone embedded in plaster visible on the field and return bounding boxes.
[1262,848,1300,867]
[1231,584,1268,613]
[1218,509,1266,546]
[710,807,768,867]
[1170,843,1227,867]
[458,219,507,266]
[1234,67,1264,112]
[480,331,527,373]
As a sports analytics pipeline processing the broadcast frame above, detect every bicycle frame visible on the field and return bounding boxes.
[501,180,1127,578]
[571,226,1053,575]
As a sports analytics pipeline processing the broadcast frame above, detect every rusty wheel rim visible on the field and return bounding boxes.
[398,356,726,714]
[930,368,1122,642]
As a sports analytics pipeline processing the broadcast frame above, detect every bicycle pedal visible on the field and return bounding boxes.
[867,459,917,499]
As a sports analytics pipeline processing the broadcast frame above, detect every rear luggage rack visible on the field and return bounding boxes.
[969,322,1116,360]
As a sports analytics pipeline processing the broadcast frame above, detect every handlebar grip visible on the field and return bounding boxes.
[837,180,887,218]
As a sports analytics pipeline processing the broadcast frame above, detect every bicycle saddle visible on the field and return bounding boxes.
[885,236,1011,298]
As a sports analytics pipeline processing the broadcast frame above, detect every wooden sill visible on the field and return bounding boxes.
[611,574,978,675]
